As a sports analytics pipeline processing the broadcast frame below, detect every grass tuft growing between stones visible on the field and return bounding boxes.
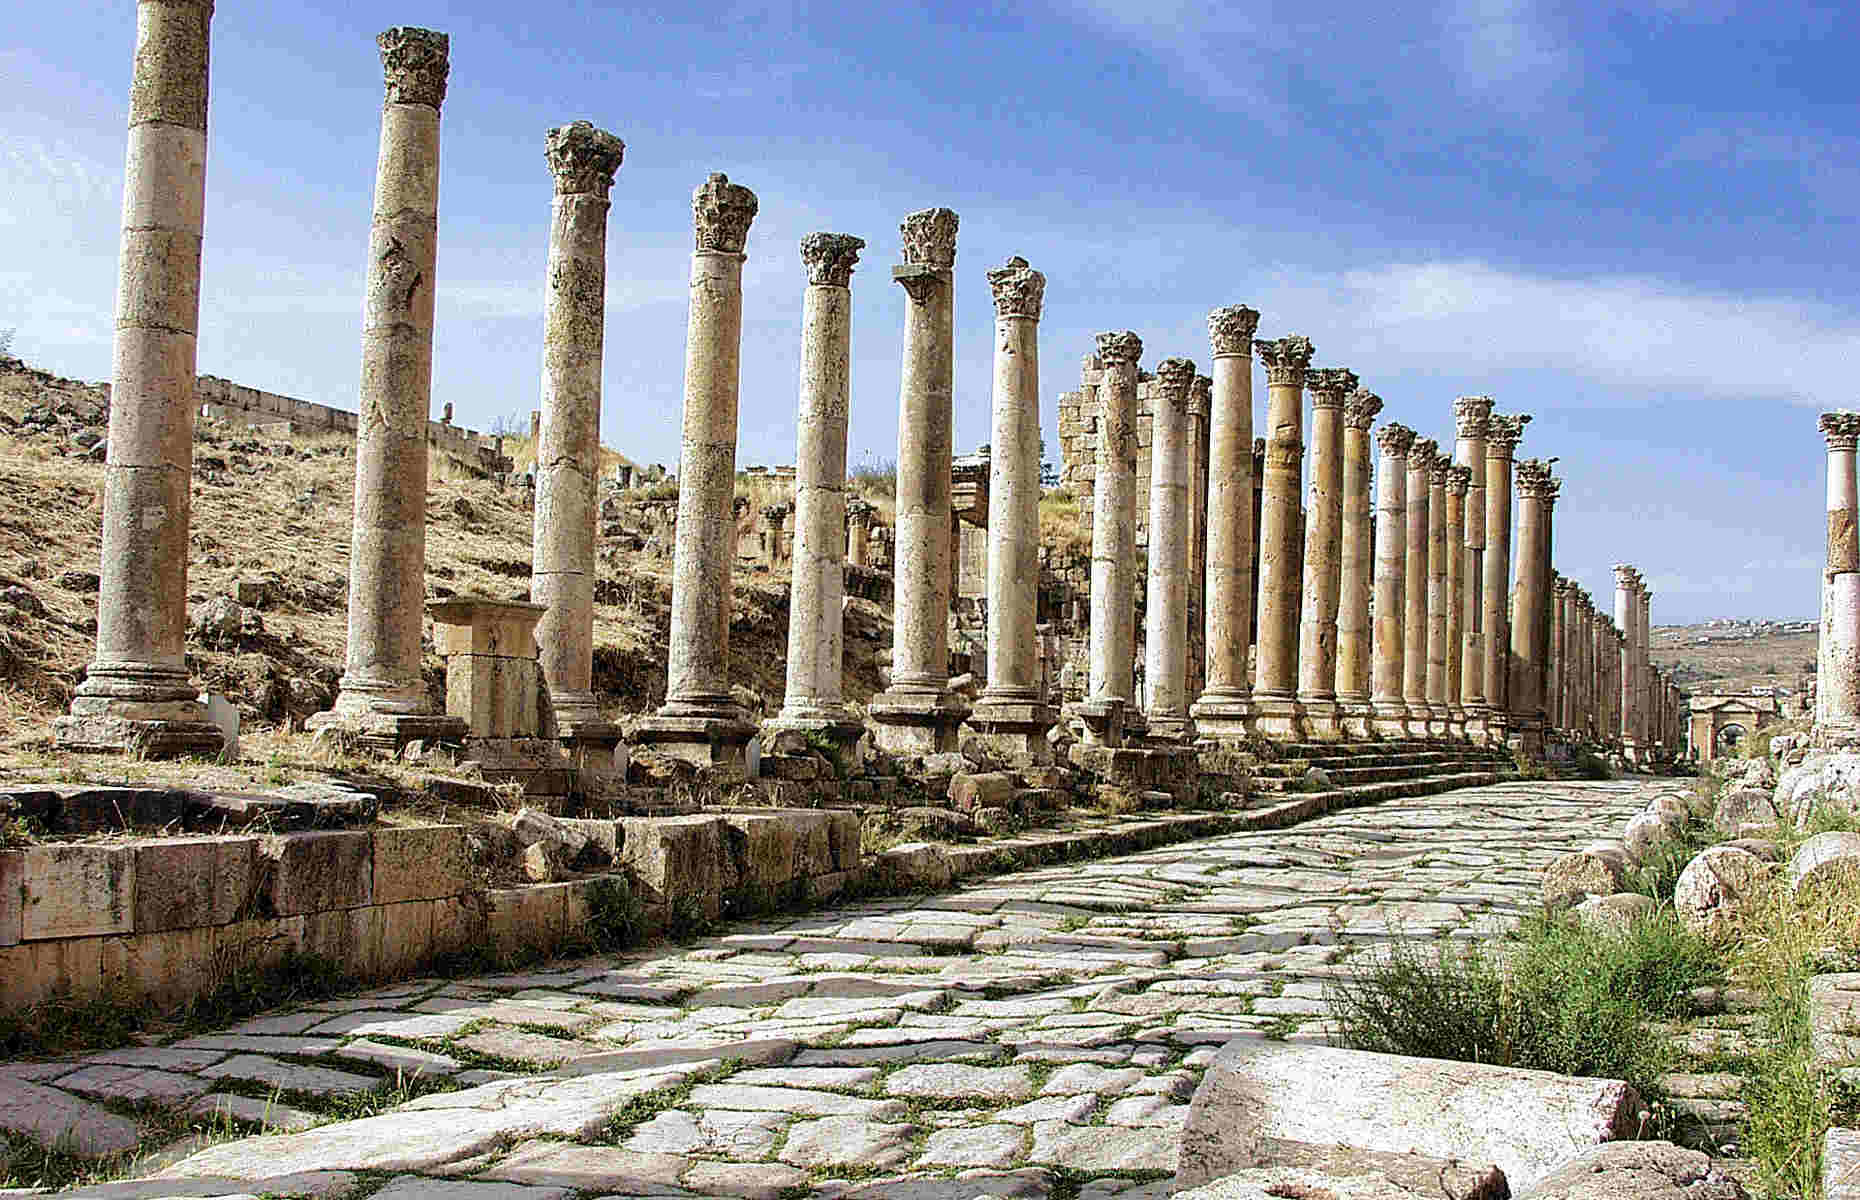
[1327,908,1720,1109]
[1627,818,1720,903]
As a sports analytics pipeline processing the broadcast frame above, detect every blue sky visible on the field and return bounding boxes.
[3,0,1853,622]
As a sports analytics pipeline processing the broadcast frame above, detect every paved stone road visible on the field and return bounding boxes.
[13,779,1654,1199]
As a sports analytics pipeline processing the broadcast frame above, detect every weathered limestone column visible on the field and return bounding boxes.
[1140,357,1197,739]
[310,29,466,752]
[1292,367,1355,740]
[761,504,788,570]
[1073,331,1143,745]
[1443,465,1471,735]
[1614,565,1640,755]
[633,174,760,768]
[1508,459,1558,757]
[1334,389,1382,737]
[1187,374,1213,702]
[1639,588,1654,749]
[1403,439,1437,730]
[1479,413,1529,742]
[870,209,967,753]
[846,498,873,568]
[1252,335,1316,737]
[1548,577,1568,735]
[1191,307,1261,740]
[967,256,1054,761]
[530,121,625,745]
[770,233,866,749]
[58,0,223,755]
[1453,396,1493,734]
[1425,453,1452,735]
[1371,423,1415,735]
[1820,412,1860,735]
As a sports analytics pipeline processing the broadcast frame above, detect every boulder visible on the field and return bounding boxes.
[1788,831,1860,896]
[1775,752,1860,829]
[1519,1140,1745,1200]
[1713,787,1779,832]
[1179,1151,1509,1200]
[1572,892,1657,937]
[1716,757,1775,792]
[949,772,1016,813]
[1178,1041,1642,1192]
[1673,847,1770,937]
[1303,767,1335,790]
[1622,813,1672,864]
[873,842,954,891]
[1543,845,1631,910]
[1649,794,1691,830]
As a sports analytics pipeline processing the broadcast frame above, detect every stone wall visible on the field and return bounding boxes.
[196,376,508,475]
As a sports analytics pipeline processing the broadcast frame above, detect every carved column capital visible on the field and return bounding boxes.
[379,27,450,108]
[899,207,959,270]
[1094,330,1143,368]
[1446,464,1472,495]
[1343,389,1383,430]
[1376,422,1415,456]
[1208,305,1261,356]
[1410,438,1439,471]
[1453,395,1494,439]
[1515,457,1560,500]
[1255,335,1314,387]
[1429,455,1452,487]
[986,256,1045,319]
[693,173,758,253]
[1613,564,1640,591]
[1306,367,1358,409]
[1822,411,1860,450]
[800,232,865,287]
[1155,357,1197,407]
[1188,375,1212,419]
[1485,412,1531,456]
[545,121,625,198]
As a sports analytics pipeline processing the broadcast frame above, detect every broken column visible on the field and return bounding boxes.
[1403,439,1437,732]
[761,504,788,570]
[869,208,966,752]
[1453,396,1492,735]
[1822,412,1860,736]
[310,28,466,753]
[633,173,760,768]
[846,498,873,568]
[1295,367,1357,740]
[1425,452,1451,736]
[1510,458,1559,756]
[1252,335,1316,737]
[1334,389,1382,737]
[966,256,1054,761]
[58,0,224,755]
[1191,306,1261,740]
[531,121,625,746]
[1371,423,1415,735]
[1144,356,1197,740]
[1443,465,1471,735]
[1073,330,1143,745]
[1480,413,1530,741]
[770,232,866,750]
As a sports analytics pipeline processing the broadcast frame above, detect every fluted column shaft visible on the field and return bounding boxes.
[1145,358,1197,737]
[1192,307,1261,736]
[1402,441,1436,719]
[846,501,872,568]
[61,0,223,755]
[1639,590,1654,746]
[1371,424,1414,729]
[1334,391,1382,726]
[1548,582,1566,733]
[1821,413,1860,731]
[1252,336,1315,735]
[1088,333,1142,708]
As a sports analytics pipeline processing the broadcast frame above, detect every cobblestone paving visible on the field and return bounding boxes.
[11,779,1654,1199]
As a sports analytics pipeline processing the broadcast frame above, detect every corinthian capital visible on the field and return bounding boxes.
[1821,411,1860,449]
[693,173,758,254]
[1343,389,1382,430]
[1208,305,1261,357]
[1410,438,1439,472]
[1255,336,1314,387]
[1306,367,1358,409]
[1095,330,1143,368]
[1429,455,1452,486]
[1515,457,1560,500]
[545,122,625,198]
[1447,464,1472,495]
[1613,564,1640,592]
[1453,395,1494,439]
[899,208,959,270]
[800,233,865,287]
[379,27,450,108]
[1485,412,1531,455]
[1377,422,1415,457]
[1155,357,1197,407]
[987,256,1045,319]
[1188,375,1212,419]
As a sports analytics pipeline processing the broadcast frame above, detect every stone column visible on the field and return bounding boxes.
[1371,423,1415,735]
[846,498,873,568]
[309,29,465,753]
[761,504,788,570]
[1821,413,1860,734]
[967,256,1053,761]
[1479,413,1529,742]
[1614,565,1639,755]
[1453,396,1493,731]
[1187,374,1213,702]
[1191,307,1261,740]
[1548,577,1568,735]
[1443,465,1471,735]
[1334,389,1382,737]
[1403,439,1437,731]
[870,209,966,753]
[770,232,866,749]
[1073,331,1143,745]
[1295,367,1356,739]
[1252,335,1315,737]
[58,0,223,755]
[1425,453,1452,735]
[1639,588,1654,750]
[633,174,760,768]
[530,121,625,745]
[1140,357,1197,740]
[1509,459,1558,757]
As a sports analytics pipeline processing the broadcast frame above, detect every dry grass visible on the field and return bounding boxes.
[1038,489,1091,567]
[1651,624,1817,697]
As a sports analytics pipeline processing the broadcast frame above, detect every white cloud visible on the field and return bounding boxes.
[1441,0,1570,103]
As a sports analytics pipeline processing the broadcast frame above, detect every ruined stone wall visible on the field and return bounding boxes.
[1056,355,1160,548]
[196,376,507,474]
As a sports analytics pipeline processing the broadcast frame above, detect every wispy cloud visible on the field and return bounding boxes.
[1440,0,1571,104]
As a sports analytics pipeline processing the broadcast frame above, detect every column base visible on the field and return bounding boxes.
[964,697,1056,764]
[1446,703,1468,739]
[1425,702,1452,738]
[1065,697,1129,747]
[868,687,970,755]
[1336,697,1373,739]
[1142,711,1195,744]
[305,710,469,758]
[1507,717,1545,760]
[633,700,758,772]
[1189,691,1255,743]
[541,690,608,740]
[1252,694,1303,740]
[558,720,627,771]
[763,711,867,760]
[1371,699,1413,737]
[1295,696,1342,741]
[58,660,227,758]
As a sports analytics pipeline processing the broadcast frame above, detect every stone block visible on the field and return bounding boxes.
[446,654,542,738]
[1178,1040,1642,1192]
[486,884,569,957]
[373,825,471,905]
[1525,1140,1747,1200]
[430,597,547,657]
[21,844,134,939]
[261,830,373,916]
[134,836,260,931]
[724,811,830,894]
[378,900,437,978]
[618,815,734,919]
[0,933,105,1009]
[825,809,862,871]
[304,903,387,980]
[0,850,21,947]
[433,894,486,959]
[100,925,220,1010]
[216,914,308,975]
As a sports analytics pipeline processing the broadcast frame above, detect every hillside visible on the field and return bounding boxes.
[1649,618,1818,701]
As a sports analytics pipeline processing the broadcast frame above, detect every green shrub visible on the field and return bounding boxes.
[1626,820,1718,902]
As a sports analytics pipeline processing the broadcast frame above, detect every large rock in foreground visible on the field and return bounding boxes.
[1177,1141,1510,1200]
[1672,847,1769,937]
[1775,752,1860,829]
[1178,1041,1643,1192]
[1519,1140,1744,1200]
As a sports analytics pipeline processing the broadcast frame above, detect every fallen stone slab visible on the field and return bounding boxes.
[1519,1140,1745,1200]
[0,1076,142,1158]
[1789,832,1860,895]
[198,1055,383,1098]
[1674,847,1769,938]
[1178,1040,1643,1192]
[1189,1140,1512,1200]
[188,1093,322,1133]
[372,1178,573,1200]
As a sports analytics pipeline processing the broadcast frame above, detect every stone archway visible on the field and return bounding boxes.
[1715,723,1747,755]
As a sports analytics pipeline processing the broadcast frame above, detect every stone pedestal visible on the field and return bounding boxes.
[966,257,1054,761]
[870,208,968,753]
[430,598,547,738]
[1823,413,1860,737]
[1453,397,1492,735]
[531,121,625,747]
[1402,439,1436,731]
[1251,335,1315,738]
[1190,306,1261,741]
[1508,459,1559,758]
[1143,357,1197,740]
[1443,465,1471,735]
[59,0,224,758]
[770,233,867,754]
[309,28,466,756]
[1478,413,1529,744]
[1334,389,1381,738]
[634,174,760,769]
[1424,454,1451,736]
[1068,330,1144,747]
[1295,367,1356,740]
[1370,423,1414,736]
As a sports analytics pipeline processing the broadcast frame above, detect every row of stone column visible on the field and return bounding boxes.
[1820,412,1860,742]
